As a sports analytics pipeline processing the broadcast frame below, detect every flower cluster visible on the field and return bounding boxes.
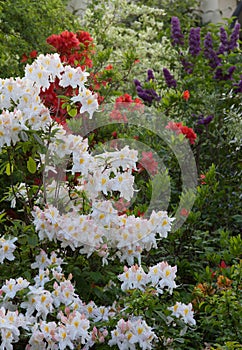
[171,16,184,46]
[189,27,201,56]
[0,307,27,350]
[134,69,161,105]
[0,251,98,349]
[118,261,177,295]
[110,94,143,122]
[162,68,177,89]
[0,245,195,349]
[171,17,240,83]
[46,30,94,68]
[166,121,197,145]
[0,53,98,131]
[168,302,196,326]
[137,151,158,176]
[108,318,158,349]
[32,203,174,267]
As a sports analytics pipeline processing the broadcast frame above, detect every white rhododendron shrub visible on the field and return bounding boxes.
[0,53,196,349]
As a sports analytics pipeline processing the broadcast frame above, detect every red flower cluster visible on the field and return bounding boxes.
[21,50,38,63]
[46,30,94,68]
[137,151,158,176]
[166,121,197,145]
[200,174,206,185]
[89,65,114,104]
[110,94,143,122]
[38,30,96,124]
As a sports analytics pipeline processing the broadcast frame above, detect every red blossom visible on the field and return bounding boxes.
[200,174,206,185]
[30,50,38,58]
[21,53,29,63]
[47,31,80,54]
[179,125,197,145]
[166,121,197,145]
[182,90,190,101]
[116,93,133,103]
[137,151,158,176]
[180,208,189,216]
[76,30,94,49]
[219,260,228,269]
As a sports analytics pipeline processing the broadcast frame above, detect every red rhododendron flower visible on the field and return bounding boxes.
[138,151,158,176]
[21,53,29,63]
[105,64,113,70]
[30,50,38,58]
[219,260,228,269]
[179,125,197,144]
[180,208,189,216]
[47,31,80,54]
[182,90,190,101]
[166,121,197,145]
[76,30,94,49]
[116,93,133,103]
[166,121,183,133]
[200,174,206,184]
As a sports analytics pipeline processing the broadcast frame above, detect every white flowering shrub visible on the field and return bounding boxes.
[81,0,175,91]
[0,51,197,349]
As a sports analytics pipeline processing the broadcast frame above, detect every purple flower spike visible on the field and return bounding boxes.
[134,79,141,87]
[228,23,241,51]
[147,69,155,81]
[204,32,213,54]
[204,33,221,69]
[217,27,228,54]
[163,68,177,88]
[189,27,201,56]
[171,17,184,46]
[214,66,236,81]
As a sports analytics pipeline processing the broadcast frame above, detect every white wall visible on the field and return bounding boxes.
[200,0,237,23]
[67,0,238,24]
[67,0,89,17]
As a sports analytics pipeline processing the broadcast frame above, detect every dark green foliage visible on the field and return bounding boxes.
[0,0,80,78]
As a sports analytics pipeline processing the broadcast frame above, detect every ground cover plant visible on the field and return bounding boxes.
[0,0,241,349]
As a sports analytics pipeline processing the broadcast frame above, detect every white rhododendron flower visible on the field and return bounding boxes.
[0,236,18,264]
[168,302,196,326]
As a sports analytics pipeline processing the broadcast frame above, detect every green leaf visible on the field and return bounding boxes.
[27,157,37,174]
[5,162,13,175]
[67,107,77,118]
[27,234,39,248]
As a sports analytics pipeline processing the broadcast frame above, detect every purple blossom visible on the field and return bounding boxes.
[213,66,236,81]
[146,69,155,82]
[204,32,213,52]
[189,27,201,56]
[171,17,184,46]
[134,71,161,105]
[228,23,241,51]
[217,27,228,54]
[203,32,222,68]
[197,115,214,125]
[233,76,242,93]
[136,86,161,104]
[163,68,177,88]
[134,79,141,87]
